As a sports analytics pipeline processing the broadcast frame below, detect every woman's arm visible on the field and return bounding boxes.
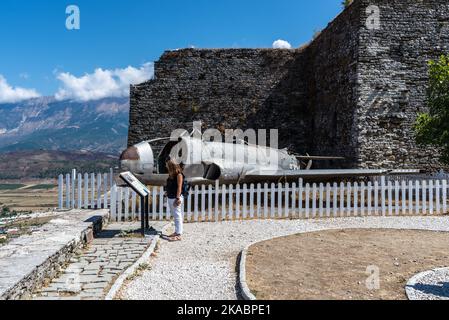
[176,174,183,204]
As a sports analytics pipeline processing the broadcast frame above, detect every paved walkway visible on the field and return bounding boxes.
[0,209,109,300]
[33,222,165,300]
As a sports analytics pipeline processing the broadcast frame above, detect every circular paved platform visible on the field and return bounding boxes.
[406,268,449,300]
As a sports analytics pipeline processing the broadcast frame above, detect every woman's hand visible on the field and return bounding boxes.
[175,198,182,207]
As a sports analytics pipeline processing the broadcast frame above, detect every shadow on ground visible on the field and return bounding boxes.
[407,282,449,299]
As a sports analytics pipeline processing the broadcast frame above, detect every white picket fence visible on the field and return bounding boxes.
[58,168,114,210]
[57,170,449,222]
[108,178,448,222]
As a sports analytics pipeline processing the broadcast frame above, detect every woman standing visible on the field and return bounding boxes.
[165,159,184,241]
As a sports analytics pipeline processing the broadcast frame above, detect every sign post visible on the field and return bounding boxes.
[119,172,150,236]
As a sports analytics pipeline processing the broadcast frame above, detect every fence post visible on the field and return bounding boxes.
[325,183,331,218]
[436,180,441,214]
[243,184,248,219]
[214,180,219,221]
[159,186,164,221]
[263,183,269,219]
[408,181,413,215]
[394,181,400,216]
[221,184,226,221]
[292,182,297,219]
[96,173,102,209]
[298,179,303,219]
[284,183,289,218]
[443,180,448,214]
[227,184,233,221]
[117,187,123,222]
[124,187,130,221]
[235,184,240,220]
[58,174,63,210]
[312,183,317,218]
[332,182,338,218]
[90,173,95,209]
[353,182,358,217]
[429,180,434,215]
[208,184,213,221]
[422,180,427,215]
[374,181,379,216]
[201,184,207,221]
[269,183,275,218]
[66,173,71,209]
[71,169,76,209]
[152,187,158,221]
[387,181,393,216]
[131,190,137,220]
[401,180,406,215]
[256,184,262,219]
[110,184,117,222]
[275,183,281,218]
[193,185,199,222]
[77,173,82,209]
[381,177,386,216]
[360,182,365,217]
[415,180,420,215]
[103,173,108,209]
[346,182,351,217]
[367,182,372,216]
[339,182,345,217]
[319,183,324,218]
[84,173,89,209]
[305,183,310,219]
[250,184,255,219]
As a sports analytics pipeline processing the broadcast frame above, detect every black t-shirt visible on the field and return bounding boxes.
[166,174,182,199]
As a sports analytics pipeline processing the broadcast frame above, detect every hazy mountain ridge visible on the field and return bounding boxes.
[0,150,118,179]
[0,97,130,154]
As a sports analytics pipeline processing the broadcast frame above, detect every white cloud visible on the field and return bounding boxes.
[272,39,292,49]
[55,63,154,101]
[0,75,41,103]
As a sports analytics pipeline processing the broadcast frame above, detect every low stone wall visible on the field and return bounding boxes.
[0,210,109,300]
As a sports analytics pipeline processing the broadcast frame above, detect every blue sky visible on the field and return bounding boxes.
[0,0,342,101]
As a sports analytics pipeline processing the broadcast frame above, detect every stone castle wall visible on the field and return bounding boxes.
[356,0,449,170]
[128,0,449,171]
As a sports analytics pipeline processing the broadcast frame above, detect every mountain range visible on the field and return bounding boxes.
[0,97,130,155]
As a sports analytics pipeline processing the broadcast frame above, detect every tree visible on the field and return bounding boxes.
[342,0,353,9]
[414,55,449,164]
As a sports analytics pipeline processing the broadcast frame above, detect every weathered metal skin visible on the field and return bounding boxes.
[120,137,420,186]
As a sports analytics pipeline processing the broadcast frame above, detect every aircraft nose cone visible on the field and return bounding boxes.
[120,146,139,171]
[120,146,140,161]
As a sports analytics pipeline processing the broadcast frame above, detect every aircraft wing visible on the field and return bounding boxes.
[243,169,421,180]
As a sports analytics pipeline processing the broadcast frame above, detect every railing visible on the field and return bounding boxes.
[57,168,114,210]
[109,179,448,222]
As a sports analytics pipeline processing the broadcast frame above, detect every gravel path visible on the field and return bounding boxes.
[406,268,449,300]
[121,216,449,300]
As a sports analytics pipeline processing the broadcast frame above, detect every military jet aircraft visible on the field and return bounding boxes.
[119,135,420,186]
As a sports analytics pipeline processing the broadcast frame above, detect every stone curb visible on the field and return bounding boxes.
[238,244,257,300]
[406,267,449,300]
[105,222,172,300]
